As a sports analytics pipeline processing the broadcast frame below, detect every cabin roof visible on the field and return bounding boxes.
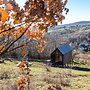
[57,43,72,54]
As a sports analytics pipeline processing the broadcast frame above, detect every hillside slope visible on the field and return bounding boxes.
[0,61,90,90]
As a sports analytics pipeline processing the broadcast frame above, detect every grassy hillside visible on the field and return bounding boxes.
[0,60,90,90]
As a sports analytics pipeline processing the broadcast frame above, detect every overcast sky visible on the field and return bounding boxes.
[15,0,90,24]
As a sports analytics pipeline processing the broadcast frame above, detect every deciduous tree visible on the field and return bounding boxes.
[0,0,68,56]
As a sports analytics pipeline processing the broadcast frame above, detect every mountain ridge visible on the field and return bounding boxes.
[61,21,90,26]
[48,21,90,32]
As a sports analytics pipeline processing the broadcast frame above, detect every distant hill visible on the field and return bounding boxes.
[74,21,90,24]
[62,21,90,27]
[48,21,90,32]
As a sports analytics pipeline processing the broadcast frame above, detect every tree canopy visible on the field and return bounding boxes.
[0,0,68,56]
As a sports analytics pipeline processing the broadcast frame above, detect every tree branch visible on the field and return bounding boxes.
[0,22,32,55]
[0,22,26,34]
[7,40,30,53]
[0,17,38,35]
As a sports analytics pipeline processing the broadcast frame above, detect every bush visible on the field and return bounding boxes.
[0,70,11,80]
[42,84,63,90]
[43,72,71,87]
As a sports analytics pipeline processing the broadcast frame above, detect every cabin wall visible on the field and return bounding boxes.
[51,49,72,66]
[51,49,63,65]
[63,51,72,66]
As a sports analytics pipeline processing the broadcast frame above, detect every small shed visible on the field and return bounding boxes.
[51,43,72,67]
[79,42,89,52]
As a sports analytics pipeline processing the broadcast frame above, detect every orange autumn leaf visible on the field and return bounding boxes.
[17,79,23,86]
[17,61,28,68]
[0,45,3,50]
[22,49,27,55]
[17,79,26,90]
[14,20,21,24]
[17,76,30,86]
[20,86,25,90]
[0,33,3,38]
[0,9,8,22]
[6,3,13,10]
[0,0,2,5]
[11,13,16,18]
[15,33,19,39]
[23,76,30,83]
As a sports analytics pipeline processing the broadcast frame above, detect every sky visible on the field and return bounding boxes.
[15,0,90,24]
[63,0,90,24]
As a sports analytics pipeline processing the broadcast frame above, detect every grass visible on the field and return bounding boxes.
[70,64,90,90]
[0,60,90,90]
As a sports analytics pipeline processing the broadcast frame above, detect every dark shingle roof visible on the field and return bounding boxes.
[57,43,72,54]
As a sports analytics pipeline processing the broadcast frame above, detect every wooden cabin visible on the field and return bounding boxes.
[51,44,72,67]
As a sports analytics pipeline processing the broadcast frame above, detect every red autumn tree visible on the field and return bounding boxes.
[0,0,68,56]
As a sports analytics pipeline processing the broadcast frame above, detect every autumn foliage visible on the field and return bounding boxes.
[17,61,31,90]
[0,0,68,90]
[0,0,68,56]
[17,61,28,70]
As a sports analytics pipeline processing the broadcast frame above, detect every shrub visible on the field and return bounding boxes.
[0,70,11,80]
[43,72,71,87]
